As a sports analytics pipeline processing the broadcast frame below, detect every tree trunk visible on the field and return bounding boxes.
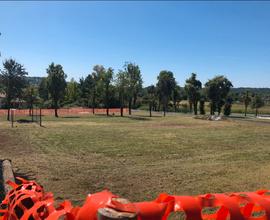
[92,94,96,114]
[55,108,58,117]
[163,104,166,117]
[120,106,123,117]
[194,101,198,115]
[255,108,258,117]
[174,101,177,112]
[133,93,137,107]
[245,105,247,117]
[106,87,109,116]
[149,103,152,117]
[7,108,10,121]
[189,101,192,113]
[210,102,214,115]
[128,98,132,115]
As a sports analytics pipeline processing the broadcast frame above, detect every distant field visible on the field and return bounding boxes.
[140,102,270,115]
[1,111,270,207]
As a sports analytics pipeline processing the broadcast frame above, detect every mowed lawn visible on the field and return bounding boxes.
[1,112,270,205]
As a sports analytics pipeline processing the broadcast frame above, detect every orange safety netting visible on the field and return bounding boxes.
[1,178,270,220]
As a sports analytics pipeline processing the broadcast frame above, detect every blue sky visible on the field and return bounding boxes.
[0,1,270,87]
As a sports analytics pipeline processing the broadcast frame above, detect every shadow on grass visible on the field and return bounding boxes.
[61,116,81,119]
[126,116,152,121]
[16,119,33,123]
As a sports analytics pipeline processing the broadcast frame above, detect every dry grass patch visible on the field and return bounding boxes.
[0,112,270,205]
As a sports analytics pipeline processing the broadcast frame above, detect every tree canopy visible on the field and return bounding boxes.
[46,63,67,117]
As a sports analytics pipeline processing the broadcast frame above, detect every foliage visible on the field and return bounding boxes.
[184,73,202,115]
[172,85,182,112]
[223,97,233,116]
[242,91,251,116]
[251,94,264,116]
[38,78,49,102]
[205,75,233,115]
[46,63,67,117]
[156,70,176,116]
[146,85,156,117]
[0,59,28,119]
[124,62,143,115]
[24,85,38,114]
[64,78,80,105]
[115,70,129,116]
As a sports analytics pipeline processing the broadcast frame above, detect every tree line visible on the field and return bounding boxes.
[0,58,266,119]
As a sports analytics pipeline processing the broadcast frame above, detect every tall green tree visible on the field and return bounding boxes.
[65,78,79,105]
[172,85,182,112]
[147,85,156,117]
[116,70,128,117]
[38,78,49,102]
[100,67,113,116]
[24,85,38,118]
[242,91,251,117]
[156,70,176,116]
[199,90,206,115]
[205,75,233,115]
[251,94,264,117]
[223,96,233,116]
[0,59,28,120]
[184,73,202,115]
[91,65,105,114]
[46,63,67,117]
[124,63,143,115]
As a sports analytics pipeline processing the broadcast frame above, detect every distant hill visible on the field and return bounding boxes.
[26,76,44,86]
[231,87,270,94]
[230,87,270,103]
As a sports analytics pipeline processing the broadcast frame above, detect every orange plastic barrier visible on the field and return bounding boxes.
[1,178,270,220]
[0,108,128,116]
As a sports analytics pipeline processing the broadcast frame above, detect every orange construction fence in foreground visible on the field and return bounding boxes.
[0,108,128,116]
[1,178,270,220]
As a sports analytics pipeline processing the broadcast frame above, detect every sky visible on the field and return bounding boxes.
[0,1,270,88]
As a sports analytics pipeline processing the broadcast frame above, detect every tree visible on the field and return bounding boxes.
[147,85,156,117]
[46,63,67,117]
[38,78,49,101]
[223,97,233,116]
[0,59,28,120]
[172,85,182,112]
[124,63,143,115]
[205,75,233,115]
[100,67,113,116]
[242,91,251,117]
[65,78,79,105]
[251,94,264,117]
[199,91,206,115]
[184,73,202,115]
[156,70,176,116]
[91,65,105,114]
[24,86,38,118]
[116,70,128,117]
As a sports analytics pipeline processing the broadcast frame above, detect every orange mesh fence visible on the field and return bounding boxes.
[0,108,128,117]
[2,178,270,220]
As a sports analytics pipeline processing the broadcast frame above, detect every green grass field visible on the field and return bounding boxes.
[1,112,270,206]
